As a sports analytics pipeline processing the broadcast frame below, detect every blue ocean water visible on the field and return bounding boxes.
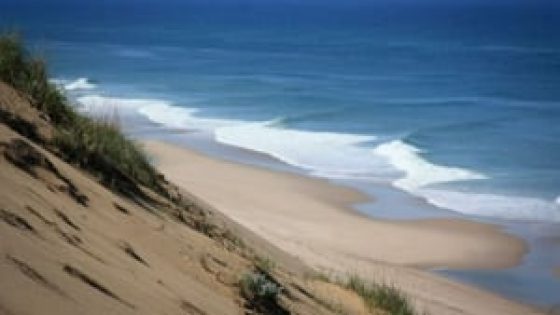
[3,2,560,307]
[4,4,560,220]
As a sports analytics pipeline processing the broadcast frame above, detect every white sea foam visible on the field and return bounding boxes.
[77,94,236,129]
[372,140,488,191]
[371,140,560,222]
[59,78,96,91]
[76,94,396,177]
[138,102,235,130]
[77,94,396,178]
[422,189,560,222]
[215,122,394,178]
[77,94,167,117]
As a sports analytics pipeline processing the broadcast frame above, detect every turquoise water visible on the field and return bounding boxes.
[2,2,560,308]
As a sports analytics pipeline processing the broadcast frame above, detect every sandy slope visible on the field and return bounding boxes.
[145,140,544,315]
[0,126,243,315]
[0,82,375,315]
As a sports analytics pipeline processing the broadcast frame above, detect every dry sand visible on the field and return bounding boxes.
[145,140,543,315]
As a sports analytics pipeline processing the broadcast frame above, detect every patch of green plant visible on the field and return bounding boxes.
[240,272,280,301]
[240,271,287,315]
[346,275,416,315]
[222,229,245,248]
[255,256,276,274]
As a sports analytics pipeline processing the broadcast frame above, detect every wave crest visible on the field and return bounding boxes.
[372,140,488,191]
[423,189,560,222]
[215,122,392,178]
[62,78,97,91]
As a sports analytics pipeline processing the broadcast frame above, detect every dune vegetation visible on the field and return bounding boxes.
[346,275,415,315]
[0,33,162,194]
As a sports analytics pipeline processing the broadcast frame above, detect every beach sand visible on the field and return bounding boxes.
[145,140,542,315]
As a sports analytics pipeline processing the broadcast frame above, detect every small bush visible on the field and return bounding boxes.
[240,272,280,301]
[240,271,288,315]
[346,275,415,315]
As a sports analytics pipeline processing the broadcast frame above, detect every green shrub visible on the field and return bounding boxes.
[240,270,289,315]
[346,275,415,315]
[240,272,280,301]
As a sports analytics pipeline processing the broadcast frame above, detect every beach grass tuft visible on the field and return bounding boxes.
[255,256,276,274]
[346,275,416,315]
[54,116,160,191]
[240,270,288,315]
[0,33,77,126]
[0,32,162,193]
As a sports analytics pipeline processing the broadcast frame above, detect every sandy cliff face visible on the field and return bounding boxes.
[0,82,370,315]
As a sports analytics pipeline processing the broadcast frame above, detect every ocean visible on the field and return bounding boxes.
[2,2,560,308]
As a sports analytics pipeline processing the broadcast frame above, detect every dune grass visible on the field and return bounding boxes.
[0,32,162,193]
[0,33,77,126]
[240,270,289,315]
[346,275,416,315]
[54,116,160,191]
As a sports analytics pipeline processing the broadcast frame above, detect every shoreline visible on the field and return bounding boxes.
[144,139,544,315]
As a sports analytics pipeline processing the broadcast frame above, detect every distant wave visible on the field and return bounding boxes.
[477,45,560,55]
[76,94,236,129]
[52,77,96,91]
[270,108,349,126]
[114,48,156,59]
[372,140,560,222]
[372,140,488,191]
[422,190,560,222]
[77,94,167,116]
[385,96,559,109]
[215,122,391,178]
[76,94,392,178]
[387,41,560,55]
[137,100,237,130]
